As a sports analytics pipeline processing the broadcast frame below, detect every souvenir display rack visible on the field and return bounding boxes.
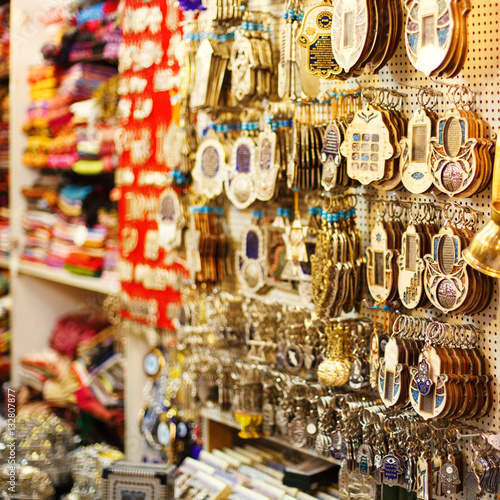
[172,0,500,498]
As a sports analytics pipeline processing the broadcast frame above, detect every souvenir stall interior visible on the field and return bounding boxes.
[1,0,500,498]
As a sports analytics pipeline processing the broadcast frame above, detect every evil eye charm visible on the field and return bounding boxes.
[381,453,404,486]
[415,359,432,395]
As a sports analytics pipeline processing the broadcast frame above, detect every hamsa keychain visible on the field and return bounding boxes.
[400,90,436,193]
[157,188,184,251]
[423,225,469,313]
[409,345,448,419]
[236,216,267,293]
[428,108,485,197]
[193,132,228,199]
[378,336,406,407]
[330,0,370,73]
[321,98,344,190]
[296,0,342,79]
[366,219,395,303]
[255,126,279,201]
[226,135,257,209]
[341,92,394,185]
[397,222,426,309]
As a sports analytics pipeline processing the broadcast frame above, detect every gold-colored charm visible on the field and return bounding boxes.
[330,0,369,72]
[296,0,342,79]
[400,108,434,193]
[341,104,394,185]
[423,226,468,313]
[397,224,426,309]
[366,220,395,303]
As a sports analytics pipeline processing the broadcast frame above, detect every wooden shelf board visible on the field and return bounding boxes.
[18,261,120,294]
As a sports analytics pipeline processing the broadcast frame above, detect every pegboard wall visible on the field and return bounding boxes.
[220,0,500,496]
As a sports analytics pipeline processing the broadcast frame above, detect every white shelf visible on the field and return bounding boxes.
[201,408,341,466]
[18,261,120,295]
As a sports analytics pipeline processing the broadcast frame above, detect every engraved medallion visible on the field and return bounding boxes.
[157,188,184,251]
[157,123,183,169]
[357,444,374,475]
[143,348,165,379]
[191,38,214,108]
[193,138,227,199]
[296,0,342,79]
[378,337,403,407]
[262,403,275,436]
[289,416,307,448]
[349,357,369,391]
[440,461,461,495]
[417,458,432,500]
[121,227,139,257]
[400,109,434,193]
[464,471,480,500]
[341,105,394,185]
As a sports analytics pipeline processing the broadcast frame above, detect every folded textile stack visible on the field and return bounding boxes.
[21,175,59,263]
[71,0,121,62]
[24,63,117,171]
[20,312,124,422]
[22,66,61,168]
[0,5,9,79]
[21,173,117,279]
[71,75,120,175]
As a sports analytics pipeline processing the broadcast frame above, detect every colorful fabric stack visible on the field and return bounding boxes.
[23,63,116,171]
[71,76,120,176]
[71,0,121,62]
[21,176,60,263]
[22,66,60,168]
[21,174,117,279]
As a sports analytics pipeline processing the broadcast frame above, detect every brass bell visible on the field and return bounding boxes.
[463,136,500,278]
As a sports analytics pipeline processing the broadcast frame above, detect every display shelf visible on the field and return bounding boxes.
[18,261,120,295]
[201,408,341,466]
[0,255,8,269]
